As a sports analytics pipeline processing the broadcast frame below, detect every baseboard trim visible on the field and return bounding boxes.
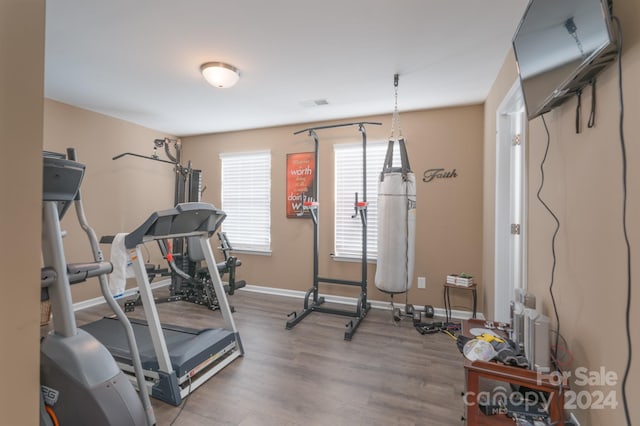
[72,279,171,312]
[239,284,485,320]
[73,280,484,321]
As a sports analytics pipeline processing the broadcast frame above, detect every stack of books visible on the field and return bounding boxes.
[446,274,474,287]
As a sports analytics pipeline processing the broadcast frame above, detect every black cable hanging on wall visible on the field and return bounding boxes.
[610,15,632,426]
[574,79,599,134]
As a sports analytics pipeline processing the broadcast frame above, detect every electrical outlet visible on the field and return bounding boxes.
[417,276,426,289]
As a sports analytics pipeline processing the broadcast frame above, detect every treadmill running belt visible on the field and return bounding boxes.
[81,317,236,377]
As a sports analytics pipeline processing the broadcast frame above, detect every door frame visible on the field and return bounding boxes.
[494,80,527,322]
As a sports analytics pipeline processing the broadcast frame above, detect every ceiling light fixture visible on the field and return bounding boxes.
[200,62,240,88]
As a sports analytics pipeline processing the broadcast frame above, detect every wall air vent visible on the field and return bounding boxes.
[300,99,329,108]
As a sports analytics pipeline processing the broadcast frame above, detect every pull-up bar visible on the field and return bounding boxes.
[293,121,381,205]
[293,121,381,135]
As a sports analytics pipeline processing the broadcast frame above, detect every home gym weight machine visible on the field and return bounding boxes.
[113,138,245,311]
[286,121,381,340]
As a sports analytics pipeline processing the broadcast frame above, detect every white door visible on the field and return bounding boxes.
[494,81,527,323]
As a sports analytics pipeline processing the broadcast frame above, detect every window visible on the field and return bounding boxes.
[334,141,400,260]
[219,150,271,253]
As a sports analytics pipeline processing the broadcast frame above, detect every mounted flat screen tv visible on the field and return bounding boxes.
[513,0,618,120]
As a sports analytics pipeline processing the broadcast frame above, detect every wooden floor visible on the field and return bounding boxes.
[73,289,467,426]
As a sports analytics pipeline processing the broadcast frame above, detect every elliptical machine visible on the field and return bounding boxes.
[40,149,155,425]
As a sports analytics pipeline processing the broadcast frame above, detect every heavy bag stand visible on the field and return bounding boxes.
[286,121,381,340]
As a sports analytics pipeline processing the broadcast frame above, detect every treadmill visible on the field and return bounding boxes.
[82,203,244,406]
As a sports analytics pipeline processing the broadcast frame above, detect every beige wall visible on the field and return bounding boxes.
[0,0,45,424]
[484,1,639,424]
[182,106,484,311]
[40,101,487,313]
[43,100,175,301]
[39,101,486,314]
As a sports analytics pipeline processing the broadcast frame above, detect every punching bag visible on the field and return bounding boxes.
[375,138,416,294]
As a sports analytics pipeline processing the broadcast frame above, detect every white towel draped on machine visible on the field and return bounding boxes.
[375,138,416,294]
[109,232,134,298]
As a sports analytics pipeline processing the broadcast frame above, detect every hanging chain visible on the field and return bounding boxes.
[390,74,403,140]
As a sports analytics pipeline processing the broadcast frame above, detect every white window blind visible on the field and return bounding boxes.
[334,141,400,260]
[219,150,271,253]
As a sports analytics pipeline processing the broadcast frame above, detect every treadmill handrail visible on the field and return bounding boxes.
[124,202,226,249]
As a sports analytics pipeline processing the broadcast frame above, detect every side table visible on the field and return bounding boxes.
[462,319,565,425]
[443,282,477,322]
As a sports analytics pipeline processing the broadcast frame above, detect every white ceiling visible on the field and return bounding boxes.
[45,0,528,137]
